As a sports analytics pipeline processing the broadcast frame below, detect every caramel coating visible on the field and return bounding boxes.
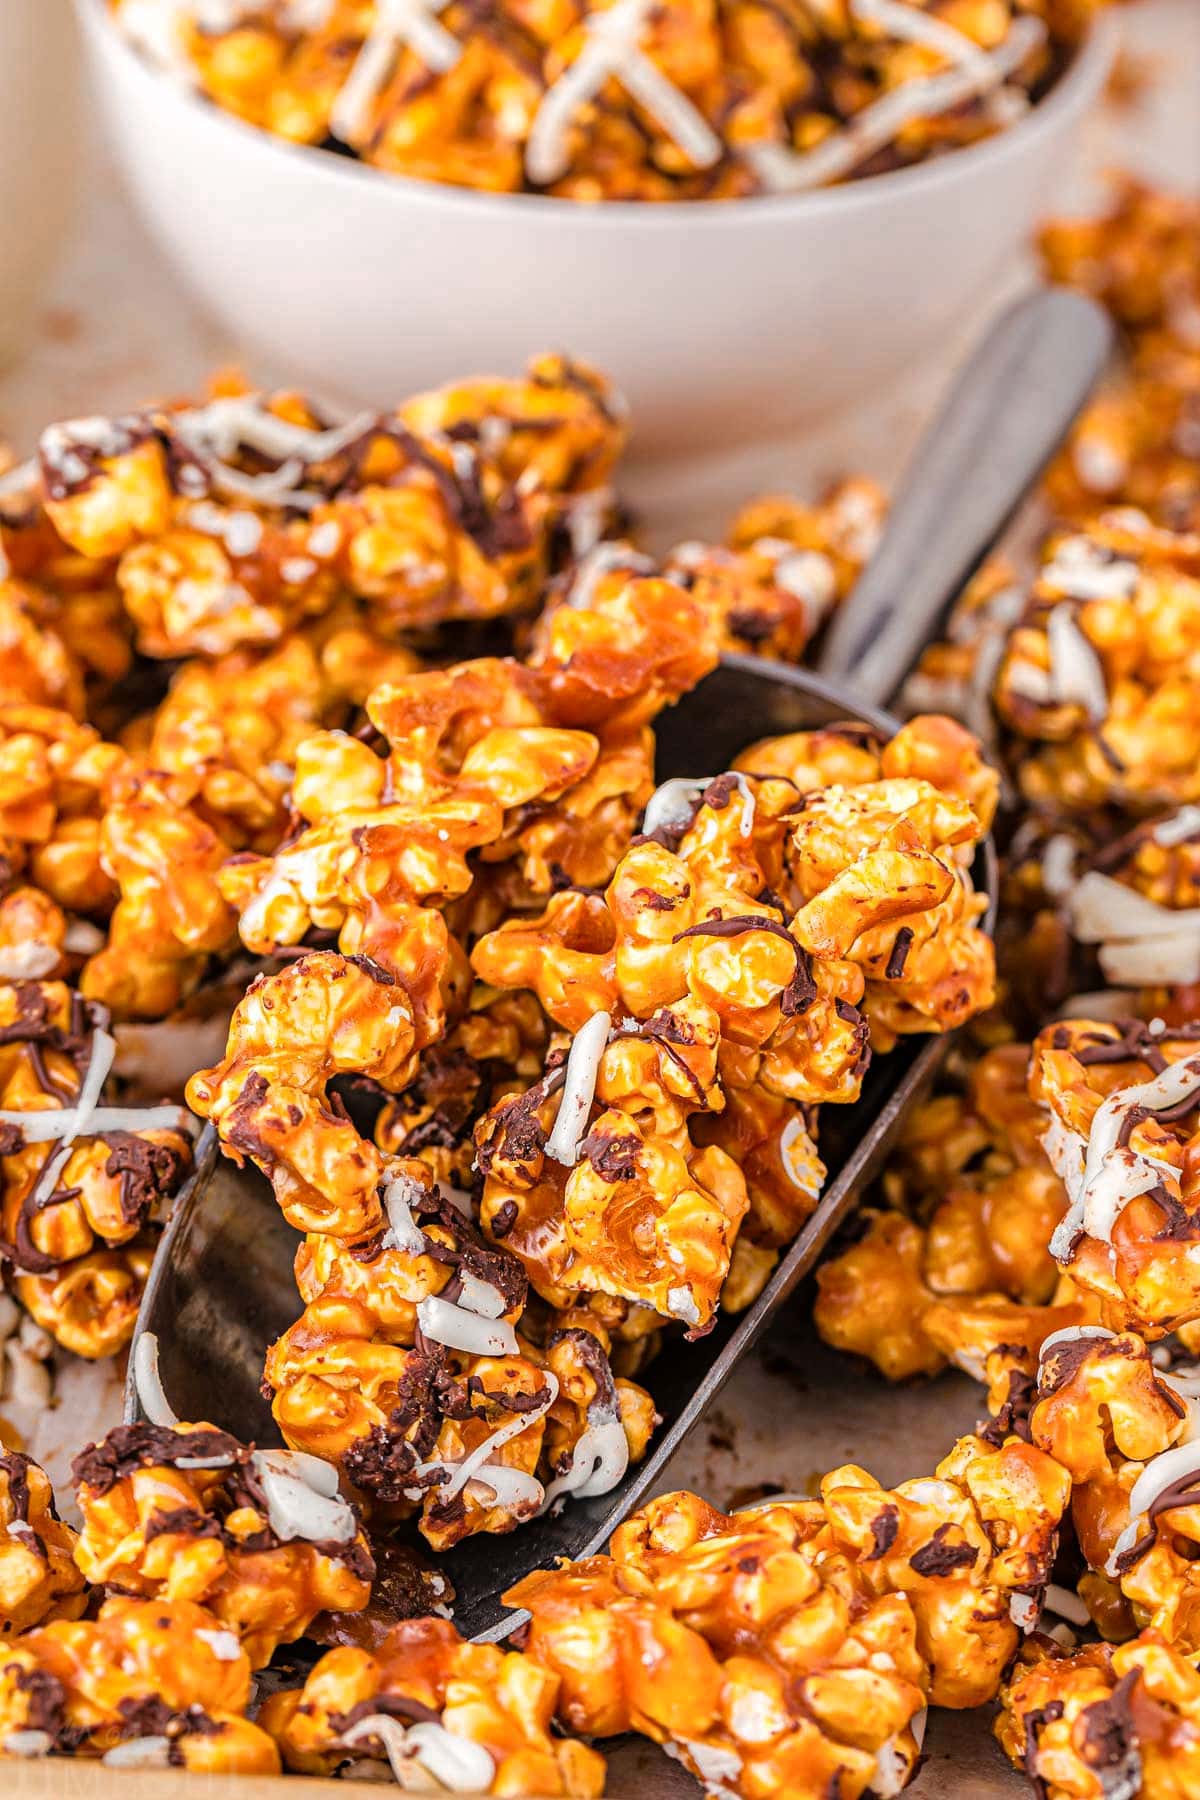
[998,1632,1200,1800]
[72,1418,373,1669]
[259,1615,604,1792]
[513,1442,1068,1794]
[0,980,193,1355]
[112,0,1103,203]
[816,1042,1075,1386]
[511,1493,930,1799]
[187,951,446,1241]
[80,767,239,1021]
[475,716,992,1327]
[1029,1016,1200,1335]
[1028,1327,1200,1655]
[4,366,620,660]
[0,704,124,917]
[0,1595,279,1771]
[1040,178,1200,534]
[0,1445,86,1636]
[262,1159,653,1548]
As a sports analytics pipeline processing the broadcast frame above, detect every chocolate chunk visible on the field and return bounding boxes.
[309,1539,454,1652]
[908,1523,978,1577]
[116,1695,225,1763]
[1023,1698,1066,1797]
[8,1666,70,1743]
[71,1423,242,1496]
[885,926,914,980]
[1077,1670,1143,1800]
[104,1131,190,1229]
[143,1506,223,1545]
[578,1129,640,1182]
[0,1450,32,1523]
[329,1693,441,1737]
[865,1503,899,1560]
[490,1200,518,1239]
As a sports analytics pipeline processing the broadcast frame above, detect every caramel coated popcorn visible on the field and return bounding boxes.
[0,360,623,658]
[815,1041,1080,1389]
[0,1595,280,1771]
[1029,1017,1200,1336]
[72,1417,374,1668]
[0,1447,86,1636]
[259,1614,605,1791]
[115,0,1106,202]
[475,715,993,1327]
[261,1157,655,1547]
[1041,178,1200,535]
[998,1632,1200,1800]
[0,981,194,1356]
[512,1439,1069,1797]
[0,346,1014,1791]
[1029,1326,1200,1656]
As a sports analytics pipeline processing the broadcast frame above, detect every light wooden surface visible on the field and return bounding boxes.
[1,4,1197,1794]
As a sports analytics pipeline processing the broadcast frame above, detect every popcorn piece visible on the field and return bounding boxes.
[510,1493,930,1798]
[514,1443,1068,1794]
[187,950,445,1240]
[263,1162,653,1547]
[0,1595,279,1771]
[998,1632,1200,1800]
[475,715,993,1331]
[0,981,194,1356]
[816,1042,1076,1387]
[0,1445,86,1636]
[1029,1016,1200,1335]
[2,369,622,660]
[258,1615,605,1792]
[71,1418,373,1669]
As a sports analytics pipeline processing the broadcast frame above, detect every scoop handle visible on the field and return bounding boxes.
[817,286,1115,708]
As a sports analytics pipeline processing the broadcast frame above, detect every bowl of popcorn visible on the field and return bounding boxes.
[80,0,1114,455]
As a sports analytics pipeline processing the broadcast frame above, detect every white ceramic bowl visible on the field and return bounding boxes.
[77,0,1114,457]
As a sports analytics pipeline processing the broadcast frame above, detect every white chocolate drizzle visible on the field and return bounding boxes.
[544,1011,613,1165]
[249,1447,358,1545]
[1068,870,1200,988]
[1042,1055,1200,1259]
[406,1372,558,1512]
[340,1713,496,1792]
[1152,805,1200,847]
[1045,604,1108,723]
[133,1331,180,1427]
[540,1408,629,1509]
[416,1293,519,1357]
[745,15,1045,192]
[330,0,462,148]
[566,540,654,610]
[3,1731,52,1758]
[1041,535,1140,603]
[1040,834,1078,902]
[102,1737,173,1768]
[641,772,756,841]
[382,1170,429,1255]
[525,0,722,187]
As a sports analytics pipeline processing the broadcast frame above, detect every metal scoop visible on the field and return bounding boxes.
[126,288,1113,1639]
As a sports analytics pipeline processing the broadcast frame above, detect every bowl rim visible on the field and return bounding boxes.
[82,0,1118,230]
